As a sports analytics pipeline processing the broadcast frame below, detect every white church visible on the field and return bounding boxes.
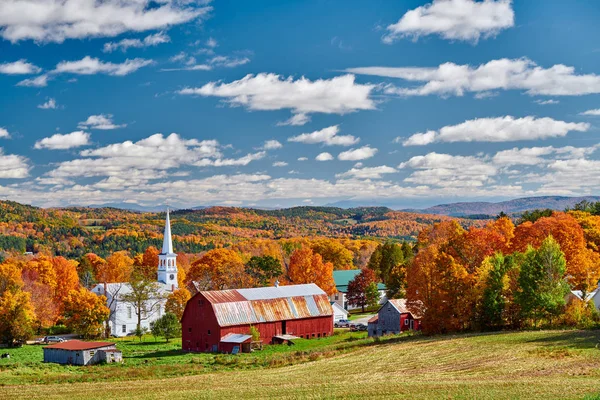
[93,210,178,337]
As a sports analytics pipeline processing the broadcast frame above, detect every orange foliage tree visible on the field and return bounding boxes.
[133,246,160,280]
[99,251,134,283]
[511,212,600,292]
[62,288,110,338]
[187,249,250,291]
[165,288,191,320]
[287,247,336,295]
[52,256,80,308]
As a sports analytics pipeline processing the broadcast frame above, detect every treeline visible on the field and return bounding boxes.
[404,211,600,334]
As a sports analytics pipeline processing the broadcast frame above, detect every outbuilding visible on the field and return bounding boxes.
[368,299,421,337]
[43,340,122,365]
[331,302,349,322]
[181,283,333,353]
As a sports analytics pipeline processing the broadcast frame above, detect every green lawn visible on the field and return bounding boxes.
[1,330,600,399]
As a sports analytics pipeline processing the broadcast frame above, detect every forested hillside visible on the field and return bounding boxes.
[0,201,488,258]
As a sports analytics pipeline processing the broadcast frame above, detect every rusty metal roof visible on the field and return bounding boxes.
[43,340,115,351]
[200,284,333,327]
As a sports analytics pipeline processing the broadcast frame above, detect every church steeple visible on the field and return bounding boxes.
[157,208,178,289]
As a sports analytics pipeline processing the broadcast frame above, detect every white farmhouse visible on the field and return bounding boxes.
[92,210,178,337]
[567,282,600,311]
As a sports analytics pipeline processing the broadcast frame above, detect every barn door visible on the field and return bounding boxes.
[282,321,287,335]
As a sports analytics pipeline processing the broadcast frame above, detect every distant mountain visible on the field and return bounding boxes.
[408,196,600,217]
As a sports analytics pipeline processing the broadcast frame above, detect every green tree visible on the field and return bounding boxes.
[150,312,181,343]
[516,236,569,326]
[368,242,405,287]
[346,268,380,312]
[478,253,519,330]
[245,256,283,286]
[120,274,166,341]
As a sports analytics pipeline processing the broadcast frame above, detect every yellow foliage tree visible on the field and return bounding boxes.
[165,288,191,320]
[62,288,110,338]
[287,247,336,295]
[0,290,36,345]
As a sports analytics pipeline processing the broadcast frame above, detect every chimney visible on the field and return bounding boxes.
[172,284,175,292]
[274,280,279,288]
[103,282,107,295]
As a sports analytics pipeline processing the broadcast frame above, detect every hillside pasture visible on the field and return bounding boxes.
[1,330,599,399]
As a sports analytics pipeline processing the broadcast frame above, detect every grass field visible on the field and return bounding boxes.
[1,329,600,399]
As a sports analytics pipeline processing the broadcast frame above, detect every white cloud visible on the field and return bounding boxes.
[338,146,378,161]
[206,38,218,48]
[401,116,589,146]
[316,152,334,161]
[34,131,91,150]
[103,32,170,53]
[37,98,58,110]
[535,99,559,105]
[0,149,29,178]
[580,109,600,116]
[262,140,282,150]
[16,74,49,87]
[0,1,210,43]
[54,56,154,76]
[0,128,10,138]
[492,145,598,166]
[0,60,41,74]
[336,165,397,179]
[78,114,126,130]
[209,55,251,68]
[297,157,308,161]
[273,161,288,167]
[277,113,311,127]
[347,58,600,97]
[288,125,359,146]
[383,0,514,44]
[179,73,376,122]
[399,152,497,188]
[46,133,264,180]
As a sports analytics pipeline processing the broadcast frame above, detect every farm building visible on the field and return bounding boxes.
[567,283,600,310]
[368,299,421,337]
[181,283,333,353]
[43,340,122,365]
[331,302,349,322]
[331,269,387,310]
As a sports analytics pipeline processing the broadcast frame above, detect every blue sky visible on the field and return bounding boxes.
[1,0,600,209]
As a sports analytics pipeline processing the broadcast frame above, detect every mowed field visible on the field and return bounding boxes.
[1,330,600,400]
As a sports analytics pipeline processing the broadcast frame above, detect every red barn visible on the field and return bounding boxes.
[181,283,333,353]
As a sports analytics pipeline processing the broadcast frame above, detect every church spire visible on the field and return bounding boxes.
[161,208,174,255]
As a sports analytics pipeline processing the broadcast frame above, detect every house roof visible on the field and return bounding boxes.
[330,302,349,315]
[381,299,421,319]
[570,289,598,302]
[44,340,115,351]
[195,283,333,327]
[368,315,379,324]
[332,270,386,293]
[92,282,173,298]
[220,333,252,343]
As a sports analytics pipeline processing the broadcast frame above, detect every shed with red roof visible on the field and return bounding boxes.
[43,340,122,365]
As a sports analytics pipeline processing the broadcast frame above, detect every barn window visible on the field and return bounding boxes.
[122,325,126,333]
[90,351,95,357]
[207,330,211,335]
[199,300,204,307]
[188,327,192,333]
[404,319,409,326]
[317,333,321,338]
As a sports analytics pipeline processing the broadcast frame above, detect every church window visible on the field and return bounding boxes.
[122,325,126,333]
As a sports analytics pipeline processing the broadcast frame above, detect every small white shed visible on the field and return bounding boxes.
[43,340,122,365]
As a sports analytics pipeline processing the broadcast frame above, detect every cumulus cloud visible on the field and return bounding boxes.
[288,125,359,146]
[0,149,29,178]
[162,52,250,72]
[262,140,282,150]
[316,152,334,161]
[179,73,376,123]
[0,1,210,43]
[347,58,600,97]
[16,74,49,87]
[492,145,598,166]
[338,146,378,161]
[37,98,58,110]
[34,131,91,150]
[383,0,514,43]
[277,113,311,126]
[580,109,600,116]
[399,152,497,188]
[0,128,10,138]
[0,59,41,74]
[54,56,154,76]
[103,32,170,53]
[297,157,308,161]
[78,114,126,130]
[46,133,264,180]
[273,161,288,167]
[400,116,589,146]
[336,165,397,179]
